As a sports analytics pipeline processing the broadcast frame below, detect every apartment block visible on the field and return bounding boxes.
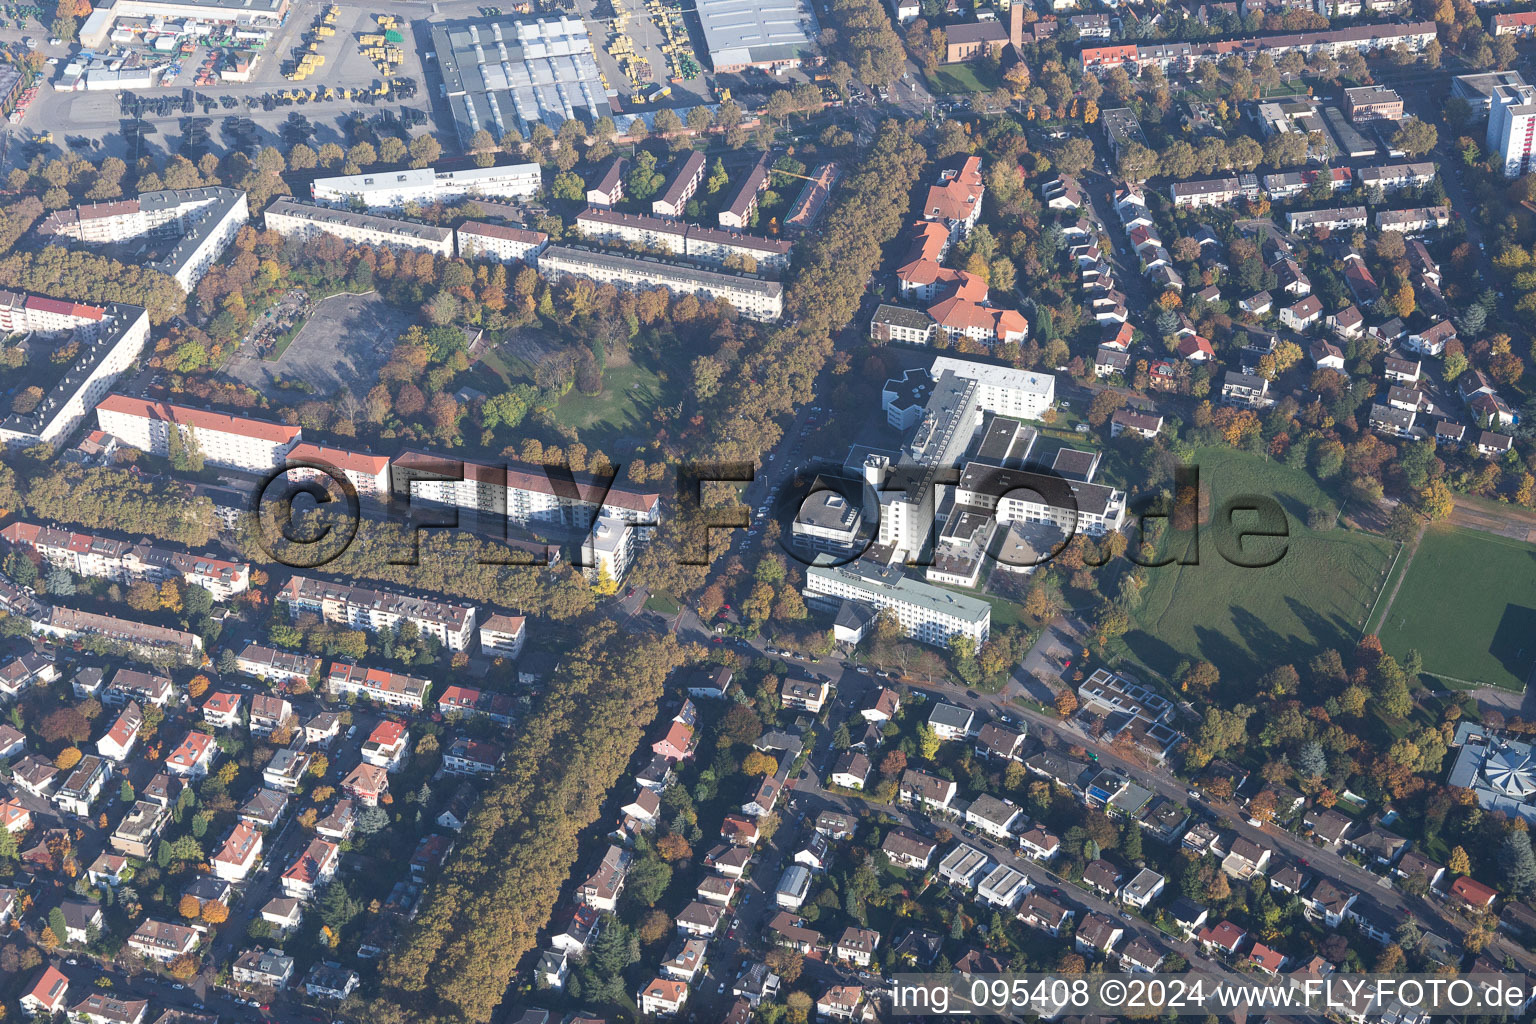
[263,198,454,256]
[96,394,301,472]
[537,244,784,321]
[277,575,476,651]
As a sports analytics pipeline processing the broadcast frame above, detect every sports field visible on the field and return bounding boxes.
[1123,448,1395,679]
[1377,525,1536,692]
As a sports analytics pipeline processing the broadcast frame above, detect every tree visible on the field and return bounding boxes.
[551,171,585,201]
[1392,117,1439,158]
[1503,828,1536,897]
[742,751,778,777]
[917,723,940,760]
[48,907,68,945]
[1419,480,1454,520]
[1055,138,1095,177]
[879,750,907,778]
[1449,846,1471,875]
[179,894,202,919]
[54,747,82,771]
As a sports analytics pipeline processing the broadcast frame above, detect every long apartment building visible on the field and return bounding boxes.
[652,151,708,217]
[0,521,250,599]
[0,297,149,449]
[96,394,302,472]
[803,561,991,648]
[33,606,203,658]
[573,208,793,271]
[263,198,455,256]
[536,244,784,321]
[391,448,660,530]
[310,163,542,209]
[456,222,549,264]
[37,187,249,290]
[275,575,477,651]
[285,442,392,499]
[1080,22,1435,74]
[719,153,772,229]
[325,661,432,709]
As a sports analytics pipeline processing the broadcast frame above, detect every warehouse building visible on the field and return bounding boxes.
[695,0,819,71]
[430,14,613,144]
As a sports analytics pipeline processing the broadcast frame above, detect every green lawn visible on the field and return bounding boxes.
[925,62,1003,95]
[552,362,665,454]
[1124,447,1394,680]
[1377,525,1536,692]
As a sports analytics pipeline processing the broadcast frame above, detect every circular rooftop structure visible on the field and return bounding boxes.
[1485,746,1536,799]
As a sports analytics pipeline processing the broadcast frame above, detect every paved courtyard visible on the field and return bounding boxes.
[224,291,410,399]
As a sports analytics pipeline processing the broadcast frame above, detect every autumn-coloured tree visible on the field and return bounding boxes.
[178,894,202,919]
[54,747,81,771]
[741,751,778,777]
[879,750,907,778]
[187,675,209,699]
[1054,690,1079,716]
[201,901,228,925]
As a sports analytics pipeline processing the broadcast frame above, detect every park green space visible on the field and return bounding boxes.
[1123,447,1393,680]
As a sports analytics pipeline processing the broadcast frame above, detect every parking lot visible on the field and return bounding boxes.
[8,0,434,165]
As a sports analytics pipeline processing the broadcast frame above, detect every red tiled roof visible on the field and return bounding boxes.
[99,394,301,444]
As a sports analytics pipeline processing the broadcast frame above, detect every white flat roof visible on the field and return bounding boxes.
[929,355,1056,398]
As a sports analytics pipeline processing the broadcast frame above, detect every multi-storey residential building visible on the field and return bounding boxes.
[391,449,660,531]
[586,157,625,206]
[719,153,771,229]
[536,244,784,321]
[1288,207,1369,233]
[54,754,111,816]
[1493,11,1536,36]
[284,443,392,500]
[478,614,526,658]
[1354,162,1437,192]
[326,662,433,710]
[281,838,340,899]
[0,521,250,599]
[437,684,516,724]
[96,394,302,472]
[573,207,687,253]
[921,156,984,240]
[652,151,707,217]
[263,198,454,256]
[37,187,249,290]
[104,667,175,707]
[456,221,549,264]
[95,702,142,762]
[213,821,264,881]
[1491,82,1536,177]
[35,607,202,659]
[0,297,149,449]
[1079,22,1435,74]
[574,208,796,272]
[276,576,476,651]
[310,163,542,208]
[126,919,199,962]
[583,512,638,585]
[235,643,321,686]
[1169,174,1260,208]
[1453,71,1529,120]
[1375,207,1450,233]
[165,730,219,778]
[803,561,990,648]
